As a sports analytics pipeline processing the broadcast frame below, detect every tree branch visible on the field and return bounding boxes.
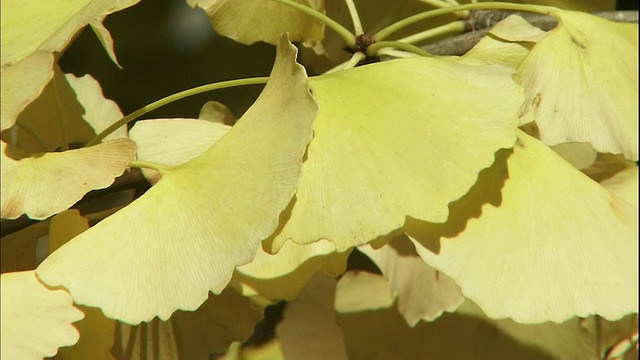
[424,11,639,56]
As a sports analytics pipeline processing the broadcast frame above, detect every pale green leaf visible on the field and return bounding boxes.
[409,130,638,323]
[35,36,317,324]
[1,270,84,360]
[518,10,638,160]
[359,236,464,326]
[189,0,325,46]
[1,139,137,220]
[267,57,523,252]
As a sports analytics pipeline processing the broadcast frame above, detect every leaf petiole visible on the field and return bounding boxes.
[344,0,364,35]
[367,41,433,58]
[324,52,367,74]
[374,2,552,41]
[128,160,174,173]
[396,20,466,45]
[270,0,356,48]
[84,77,269,147]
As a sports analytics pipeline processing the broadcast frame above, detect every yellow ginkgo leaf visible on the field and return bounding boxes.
[5,64,99,154]
[0,51,54,131]
[1,270,84,360]
[36,35,317,324]
[334,272,605,359]
[518,10,638,160]
[503,0,615,11]
[463,15,546,69]
[199,100,237,125]
[600,165,638,209]
[0,0,139,66]
[129,118,230,184]
[1,139,137,220]
[0,221,49,273]
[550,141,597,170]
[232,238,349,300]
[111,289,267,359]
[266,57,523,252]
[359,236,464,326]
[188,0,325,46]
[65,73,128,141]
[276,273,349,360]
[408,130,638,323]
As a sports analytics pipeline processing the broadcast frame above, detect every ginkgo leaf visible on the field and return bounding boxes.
[408,130,638,323]
[1,139,137,220]
[36,35,317,324]
[0,221,49,273]
[359,236,464,326]
[5,65,98,154]
[457,301,638,360]
[112,289,266,359]
[0,0,139,66]
[189,0,325,46]
[276,273,349,360]
[334,271,604,359]
[1,270,84,360]
[503,0,615,11]
[266,57,523,252]
[550,142,597,170]
[600,165,638,209]
[199,100,237,125]
[232,239,349,300]
[129,118,230,184]
[463,15,546,69]
[518,9,638,160]
[89,20,123,68]
[65,73,128,141]
[0,51,54,131]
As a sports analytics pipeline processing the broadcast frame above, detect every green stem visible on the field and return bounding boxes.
[85,77,269,147]
[421,0,455,9]
[324,52,367,74]
[270,0,356,48]
[374,2,553,41]
[367,41,433,58]
[396,20,466,45]
[344,0,364,35]
[128,160,174,173]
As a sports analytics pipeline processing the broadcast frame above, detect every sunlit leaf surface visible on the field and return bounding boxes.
[1,270,84,360]
[463,15,545,69]
[232,239,348,300]
[408,130,638,323]
[600,165,639,209]
[36,36,317,324]
[550,142,597,170]
[65,73,128,141]
[359,236,464,326]
[267,57,523,252]
[1,139,137,220]
[189,0,325,46]
[518,10,639,160]
[129,118,230,184]
[0,0,139,66]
